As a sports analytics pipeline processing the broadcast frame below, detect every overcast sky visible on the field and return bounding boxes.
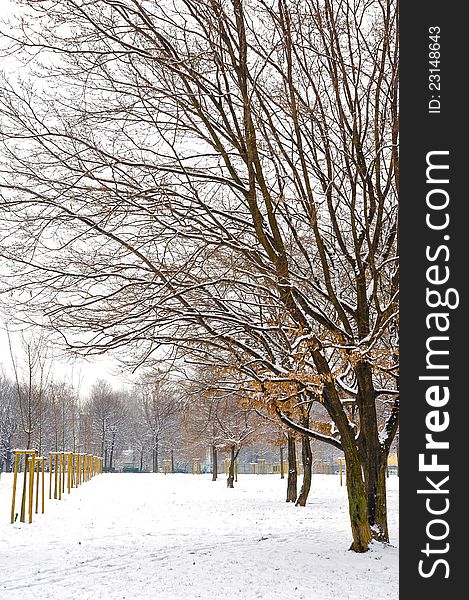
[0,1,13,19]
[0,323,128,395]
[0,1,128,395]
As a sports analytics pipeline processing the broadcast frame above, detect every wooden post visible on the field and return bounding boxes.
[54,453,59,499]
[20,455,28,522]
[59,453,63,500]
[28,454,35,523]
[49,453,53,499]
[41,458,45,513]
[62,452,66,493]
[74,453,79,486]
[67,453,72,493]
[35,459,40,514]
[10,452,20,524]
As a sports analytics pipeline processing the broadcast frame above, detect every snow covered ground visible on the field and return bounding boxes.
[0,472,398,600]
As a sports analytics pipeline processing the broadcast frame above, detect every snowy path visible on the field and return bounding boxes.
[0,473,398,600]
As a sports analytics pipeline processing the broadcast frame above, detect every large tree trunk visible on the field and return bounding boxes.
[362,446,390,542]
[212,445,218,481]
[355,361,391,543]
[296,433,312,507]
[286,433,297,502]
[343,444,373,553]
[280,446,285,479]
[227,445,238,488]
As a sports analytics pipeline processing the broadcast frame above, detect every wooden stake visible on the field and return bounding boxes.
[35,459,40,514]
[10,452,20,524]
[58,453,62,500]
[28,454,35,523]
[41,458,45,514]
[67,453,72,493]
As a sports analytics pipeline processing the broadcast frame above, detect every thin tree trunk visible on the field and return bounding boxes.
[170,449,174,473]
[212,445,218,481]
[227,445,238,488]
[296,433,312,506]
[286,433,297,502]
[101,424,105,465]
[109,440,115,472]
[280,446,285,479]
[139,450,143,472]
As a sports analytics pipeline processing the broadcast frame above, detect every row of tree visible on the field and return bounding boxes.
[1,359,344,501]
[0,352,183,475]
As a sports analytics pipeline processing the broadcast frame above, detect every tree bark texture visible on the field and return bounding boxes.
[286,433,297,502]
[296,433,312,507]
[212,445,218,481]
[227,445,239,488]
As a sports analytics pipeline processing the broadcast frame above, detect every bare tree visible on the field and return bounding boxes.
[47,380,78,452]
[6,331,49,450]
[0,371,19,472]
[139,374,181,473]
[88,379,125,471]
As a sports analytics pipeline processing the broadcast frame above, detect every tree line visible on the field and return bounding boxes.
[1,354,346,494]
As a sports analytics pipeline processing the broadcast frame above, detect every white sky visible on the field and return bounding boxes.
[0,324,129,395]
[0,1,13,19]
[0,1,129,396]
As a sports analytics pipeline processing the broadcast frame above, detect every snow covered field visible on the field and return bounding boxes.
[0,473,398,600]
